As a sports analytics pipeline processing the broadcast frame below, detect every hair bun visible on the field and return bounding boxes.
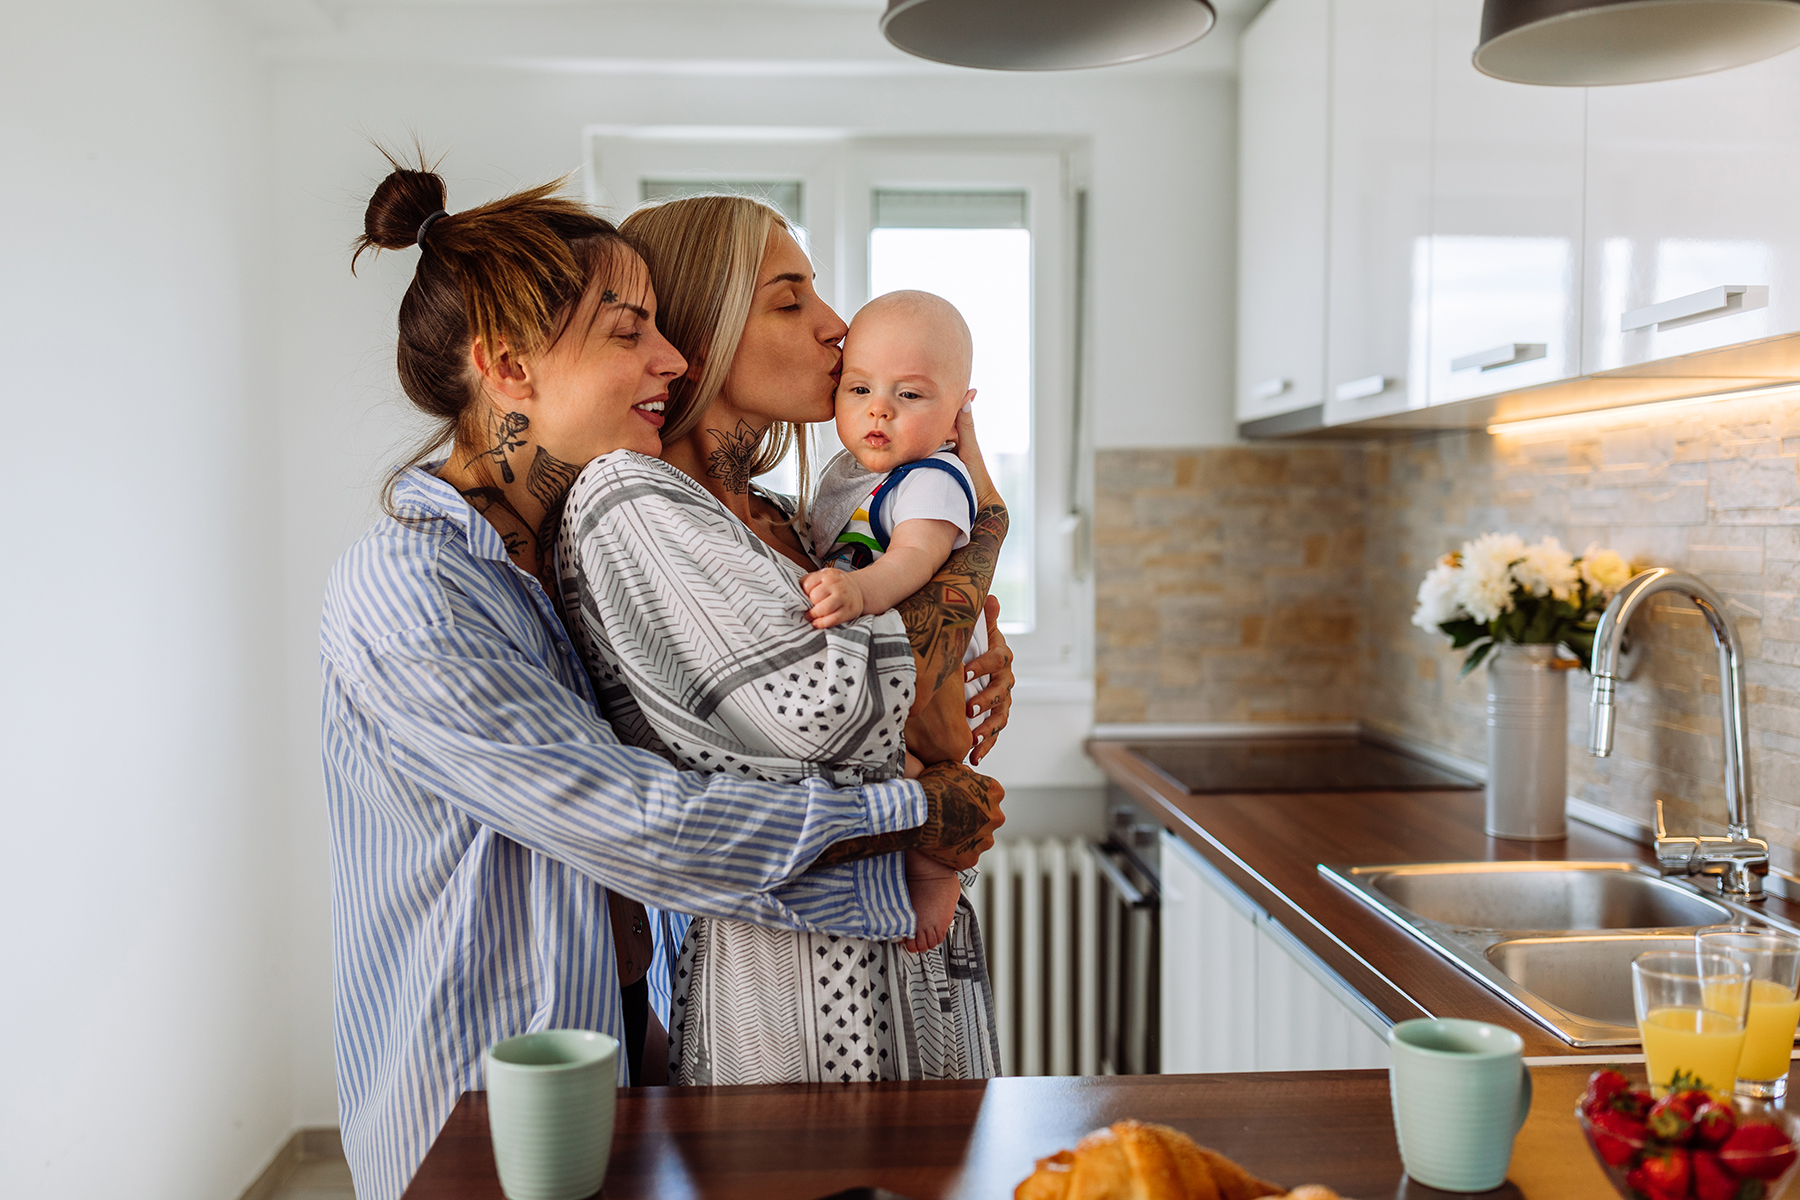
[355,161,449,263]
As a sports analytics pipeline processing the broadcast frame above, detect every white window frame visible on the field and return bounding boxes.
[586,130,1090,680]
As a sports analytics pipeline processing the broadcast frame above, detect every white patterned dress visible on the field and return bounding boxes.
[557,450,1000,1084]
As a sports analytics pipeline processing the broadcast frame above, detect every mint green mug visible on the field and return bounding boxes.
[484,1030,619,1200]
[1388,1018,1533,1192]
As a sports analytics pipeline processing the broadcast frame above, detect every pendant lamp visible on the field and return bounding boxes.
[1474,0,1800,85]
[881,0,1217,71]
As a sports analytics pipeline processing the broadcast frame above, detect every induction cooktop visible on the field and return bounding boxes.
[1129,736,1480,795]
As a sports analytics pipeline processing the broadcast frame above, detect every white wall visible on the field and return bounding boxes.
[1,8,1239,1178]
[264,52,1237,1119]
[0,2,294,1198]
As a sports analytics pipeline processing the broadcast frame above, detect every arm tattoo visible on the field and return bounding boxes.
[811,829,916,869]
[470,411,530,483]
[703,419,760,495]
[526,445,582,559]
[896,501,1008,692]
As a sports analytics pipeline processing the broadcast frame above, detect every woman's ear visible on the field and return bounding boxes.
[470,336,535,406]
[684,352,706,384]
[961,387,976,413]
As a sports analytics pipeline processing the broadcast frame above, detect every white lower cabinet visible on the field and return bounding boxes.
[1159,831,1390,1074]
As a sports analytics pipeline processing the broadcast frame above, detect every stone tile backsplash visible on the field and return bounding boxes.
[1094,446,1366,725]
[1095,390,1800,872]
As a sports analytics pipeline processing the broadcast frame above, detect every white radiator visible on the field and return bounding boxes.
[969,838,1154,1076]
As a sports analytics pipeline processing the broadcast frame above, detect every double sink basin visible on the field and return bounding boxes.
[1321,860,1799,1046]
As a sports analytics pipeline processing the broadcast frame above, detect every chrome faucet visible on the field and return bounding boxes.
[1589,568,1768,898]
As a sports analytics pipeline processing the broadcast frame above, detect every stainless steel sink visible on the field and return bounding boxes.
[1320,860,1794,1046]
[1485,935,1694,1041]
[1362,861,1732,931]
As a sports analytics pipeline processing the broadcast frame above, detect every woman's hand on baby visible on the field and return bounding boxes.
[950,397,1002,511]
[966,596,1014,767]
[799,567,864,629]
[914,760,1004,871]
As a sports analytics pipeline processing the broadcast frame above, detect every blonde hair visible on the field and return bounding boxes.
[620,194,812,505]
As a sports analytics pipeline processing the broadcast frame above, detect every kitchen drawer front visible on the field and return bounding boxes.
[1426,0,1584,406]
[1584,46,1800,374]
[1237,0,1330,424]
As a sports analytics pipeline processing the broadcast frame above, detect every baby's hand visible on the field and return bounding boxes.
[902,851,961,954]
[799,567,865,629]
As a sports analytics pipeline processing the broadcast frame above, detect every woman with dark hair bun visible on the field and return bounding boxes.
[321,153,1005,1200]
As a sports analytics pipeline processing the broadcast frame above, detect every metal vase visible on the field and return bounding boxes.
[1485,643,1569,841]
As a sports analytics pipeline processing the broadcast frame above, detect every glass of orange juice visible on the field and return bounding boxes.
[1633,949,1750,1097]
[1698,927,1800,1100]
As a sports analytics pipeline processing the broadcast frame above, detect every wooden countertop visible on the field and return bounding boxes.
[1087,738,1800,1058]
[402,1062,1635,1199]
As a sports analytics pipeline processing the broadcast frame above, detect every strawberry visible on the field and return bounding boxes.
[1694,1150,1739,1200]
[1636,1146,1692,1200]
[1649,1093,1695,1143]
[1672,1089,1714,1119]
[1625,1164,1656,1198]
[1590,1107,1651,1167]
[1693,1100,1737,1149]
[1615,1087,1655,1121]
[1721,1122,1799,1181]
[1585,1068,1632,1115]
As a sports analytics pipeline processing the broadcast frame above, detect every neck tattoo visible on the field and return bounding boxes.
[471,411,530,484]
[704,419,761,495]
[526,445,581,562]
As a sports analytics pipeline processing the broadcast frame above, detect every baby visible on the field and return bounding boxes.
[801,289,990,955]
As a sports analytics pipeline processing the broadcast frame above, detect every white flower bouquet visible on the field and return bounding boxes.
[1412,533,1633,675]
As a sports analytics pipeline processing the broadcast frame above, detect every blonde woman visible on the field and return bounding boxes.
[557,195,1013,1083]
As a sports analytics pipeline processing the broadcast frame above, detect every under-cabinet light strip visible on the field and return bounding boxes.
[1485,381,1800,437]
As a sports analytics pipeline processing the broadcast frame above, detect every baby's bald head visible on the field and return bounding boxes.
[850,290,973,397]
[835,290,976,473]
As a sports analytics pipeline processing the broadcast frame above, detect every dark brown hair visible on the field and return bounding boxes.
[352,149,634,518]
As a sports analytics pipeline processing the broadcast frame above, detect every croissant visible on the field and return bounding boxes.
[1013,1120,1336,1200]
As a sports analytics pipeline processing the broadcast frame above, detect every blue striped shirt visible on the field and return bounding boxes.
[320,467,923,1200]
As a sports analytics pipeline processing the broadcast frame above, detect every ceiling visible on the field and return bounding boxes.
[243,0,1268,76]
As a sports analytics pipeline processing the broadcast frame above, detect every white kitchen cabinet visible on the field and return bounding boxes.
[1584,46,1800,374]
[1160,830,1259,1073]
[1236,0,1330,427]
[1426,0,1585,405]
[1159,831,1391,1074]
[1254,918,1392,1071]
[1324,0,1435,426]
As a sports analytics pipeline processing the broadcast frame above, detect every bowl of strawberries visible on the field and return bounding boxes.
[1578,1068,1800,1200]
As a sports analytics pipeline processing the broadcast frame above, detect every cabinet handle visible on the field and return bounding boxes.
[1451,343,1546,373]
[1334,375,1390,402]
[1621,285,1750,332]
[1251,377,1291,402]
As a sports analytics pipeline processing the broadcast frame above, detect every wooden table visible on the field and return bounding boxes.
[402,1063,1627,1199]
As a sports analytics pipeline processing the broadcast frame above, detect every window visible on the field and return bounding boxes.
[588,133,1086,677]
[868,189,1033,629]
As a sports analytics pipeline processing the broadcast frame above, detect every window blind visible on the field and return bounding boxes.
[872,189,1028,230]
